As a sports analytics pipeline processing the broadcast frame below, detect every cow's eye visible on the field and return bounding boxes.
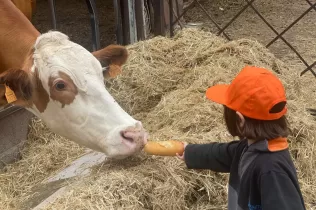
[55,81,66,91]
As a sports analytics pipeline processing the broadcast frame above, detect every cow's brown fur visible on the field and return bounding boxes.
[0,69,33,106]
[48,72,78,108]
[92,45,128,79]
[92,45,128,66]
[32,68,50,112]
[0,0,39,72]
[0,0,39,106]
[11,0,35,21]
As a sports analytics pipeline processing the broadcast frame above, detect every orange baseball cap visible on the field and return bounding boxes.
[206,66,287,120]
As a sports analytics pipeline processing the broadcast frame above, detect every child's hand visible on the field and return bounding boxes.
[176,142,188,161]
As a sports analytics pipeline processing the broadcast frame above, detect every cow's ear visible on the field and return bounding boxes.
[92,45,128,79]
[0,69,33,107]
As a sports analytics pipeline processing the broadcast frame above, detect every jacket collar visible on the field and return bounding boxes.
[246,137,288,152]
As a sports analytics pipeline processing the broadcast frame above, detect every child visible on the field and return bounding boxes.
[176,66,306,210]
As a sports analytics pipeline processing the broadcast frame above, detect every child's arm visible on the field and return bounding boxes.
[178,140,241,172]
[260,171,306,210]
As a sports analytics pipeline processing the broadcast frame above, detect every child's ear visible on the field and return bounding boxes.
[236,111,245,128]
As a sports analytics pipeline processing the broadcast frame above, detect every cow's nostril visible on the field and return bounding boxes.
[120,131,134,143]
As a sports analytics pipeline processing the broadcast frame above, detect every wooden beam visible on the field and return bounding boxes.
[113,0,123,45]
[121,0,137,45]
[135,0,146,41]
[169,0,173,36]
[152,0,166,36]
[128,0,137,44]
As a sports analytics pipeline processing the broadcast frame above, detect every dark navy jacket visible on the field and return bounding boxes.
[184,138,306,210]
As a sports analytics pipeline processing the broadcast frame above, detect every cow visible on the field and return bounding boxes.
[0,0,148,159]
[10,0,35,21]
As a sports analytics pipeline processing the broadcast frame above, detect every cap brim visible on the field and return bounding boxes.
[206,84,229,105]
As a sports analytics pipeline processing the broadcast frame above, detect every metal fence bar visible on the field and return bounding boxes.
[171,0,196,26]
[306,0,316,11]
[304,0,316,76]
[175,0,181,26]
[244,0,315,76]
[172,0,184,29]
[48,0,57,29]
[86,0,100,51]
[217,0,256,36]
[195,0,231,40]
[300,61,316,76]
[166,0,316,77]
[266,2,316,48]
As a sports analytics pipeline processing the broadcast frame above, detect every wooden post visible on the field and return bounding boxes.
[121,0,137,45]
[148,0,155,33]
[121,0,129,45]
[165,0,184,36]
[135,0,146,41]
[113,0,123,45]
[152,0,166,36]
[151,0,184,37]
[128,0,137,44]
[169,0,173,36]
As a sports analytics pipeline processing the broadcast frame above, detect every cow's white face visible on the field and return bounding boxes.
[0,31,148,158]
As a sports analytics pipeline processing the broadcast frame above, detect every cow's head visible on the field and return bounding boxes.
[0,31,148,159]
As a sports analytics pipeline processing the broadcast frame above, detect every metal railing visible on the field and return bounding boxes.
[163,0,316,77]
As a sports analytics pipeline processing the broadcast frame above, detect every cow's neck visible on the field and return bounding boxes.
[0,0,40,73]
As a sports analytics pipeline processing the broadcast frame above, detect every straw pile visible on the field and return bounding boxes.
[1,28,315,209]
[0,119,86,210]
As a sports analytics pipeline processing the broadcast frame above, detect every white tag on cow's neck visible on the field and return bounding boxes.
[4,84,17,103]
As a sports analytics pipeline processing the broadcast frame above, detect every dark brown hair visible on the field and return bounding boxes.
[224,104,289,140]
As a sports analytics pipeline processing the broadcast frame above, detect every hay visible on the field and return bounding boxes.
[1,28,316,209]
[0,119,86,210]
